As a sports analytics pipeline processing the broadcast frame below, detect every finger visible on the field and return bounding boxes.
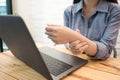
[71,49,81,55]
[45,26,56,32]
[69,44,77,51]
[48,35,57,43]
[48,35,55,40]
[45,31,56,37]
[78,45,88,54]
[69,40,81,51]
[73,45,88,55]
[45,27,53,32]
[75,42,87,50]
[70,48,78,54]
[69,40,80,47]
[69,45,80,54]
[69,43,74,49]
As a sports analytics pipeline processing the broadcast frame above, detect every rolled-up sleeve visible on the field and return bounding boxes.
[90,41,110,60]
[89,6,120,60]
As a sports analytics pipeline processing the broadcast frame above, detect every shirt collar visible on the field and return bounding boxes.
[73,0,108,13]
[73,0,83,13]
[96,0,108,12]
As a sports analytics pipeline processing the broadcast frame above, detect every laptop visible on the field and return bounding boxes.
[0,15,88,80]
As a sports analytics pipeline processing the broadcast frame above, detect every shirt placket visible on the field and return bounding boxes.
[81,14,89,37]
[81,10,96,38]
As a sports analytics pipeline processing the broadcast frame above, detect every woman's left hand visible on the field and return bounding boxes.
[69,40,88,54]
[45,24,79,44]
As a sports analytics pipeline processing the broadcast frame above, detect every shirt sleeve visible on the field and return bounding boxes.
[89,6,120,60]
[64,9,69,27]
[63,6,72,27]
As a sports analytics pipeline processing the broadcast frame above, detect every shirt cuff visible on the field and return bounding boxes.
[88,41,110,60]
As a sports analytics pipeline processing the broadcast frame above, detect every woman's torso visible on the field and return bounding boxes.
[64,0,120,41]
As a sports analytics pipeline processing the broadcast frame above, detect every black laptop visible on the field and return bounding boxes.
[0,15,88,80]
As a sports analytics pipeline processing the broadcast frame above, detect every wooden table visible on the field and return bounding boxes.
[0,44,120,80]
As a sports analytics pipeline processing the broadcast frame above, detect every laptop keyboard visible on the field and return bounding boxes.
[41,53,73,76]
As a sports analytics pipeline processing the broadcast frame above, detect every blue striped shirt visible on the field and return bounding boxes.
[64,0,120,60]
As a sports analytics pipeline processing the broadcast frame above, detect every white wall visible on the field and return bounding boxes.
[12,0,32,28]
[31,0,72,47]
[12,0,72,47]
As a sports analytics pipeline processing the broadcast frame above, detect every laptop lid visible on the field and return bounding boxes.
[0,15,53,80]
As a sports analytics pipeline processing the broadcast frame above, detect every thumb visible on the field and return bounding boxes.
[76,29,80,33]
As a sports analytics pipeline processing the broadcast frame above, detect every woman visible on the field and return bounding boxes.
[45,0,120,60]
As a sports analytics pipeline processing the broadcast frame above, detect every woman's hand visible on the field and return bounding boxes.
[69,40,88,55]
[68,29,88,54]
[45,24,79,44]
